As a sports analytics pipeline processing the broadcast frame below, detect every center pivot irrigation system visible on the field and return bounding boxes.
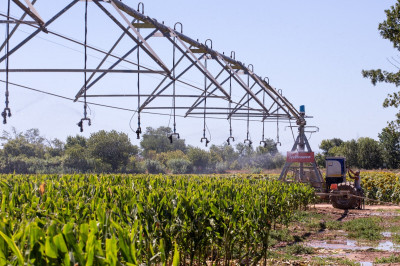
[0,0,324,187]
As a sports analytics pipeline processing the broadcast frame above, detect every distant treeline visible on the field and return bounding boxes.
[0,127,284,174]
[1,123,397,174]
[316,123,400,169]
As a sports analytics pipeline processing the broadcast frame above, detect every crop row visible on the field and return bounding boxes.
[360,171,400,203]
[0,174,314,265]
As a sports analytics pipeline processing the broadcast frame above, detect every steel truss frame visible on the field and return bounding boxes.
[0,0,320,180]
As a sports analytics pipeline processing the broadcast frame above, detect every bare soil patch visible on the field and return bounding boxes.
[268,204,400,265]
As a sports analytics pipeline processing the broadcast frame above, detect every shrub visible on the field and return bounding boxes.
[167,158,192,174]
[215,162,228,173]
[145,159,165,174]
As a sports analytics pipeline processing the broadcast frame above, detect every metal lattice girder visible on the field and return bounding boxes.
[0,0,79,63]
[0,0,310,135]
[0,0,37,52]
[92,1,171,76]
[106,0,297,116]
[11,0,47,32]
[74,28,159,101]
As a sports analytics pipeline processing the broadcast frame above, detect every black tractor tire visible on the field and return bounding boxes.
[330,184,359,209]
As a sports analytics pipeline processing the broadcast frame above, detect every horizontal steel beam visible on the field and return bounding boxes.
[1,69,165,73]
[86,94,225,98]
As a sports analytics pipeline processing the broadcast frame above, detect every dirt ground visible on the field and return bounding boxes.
[268,203,400,265]
[312,204,400,265]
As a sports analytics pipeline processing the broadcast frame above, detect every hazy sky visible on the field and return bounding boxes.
[0,0,398,153]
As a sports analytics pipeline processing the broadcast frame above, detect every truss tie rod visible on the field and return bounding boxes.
[0,20,38,24]
[142,107,262,110]
[85,94,225,98]
[0,69,165,73]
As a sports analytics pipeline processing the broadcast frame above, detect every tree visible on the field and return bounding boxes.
[140,127,186,156]
[379,123,400,168]
[1,128,46,158]
[357,137,383,169]
[318,139,358,167]
[62,144,91,172]
[87,130,138,171]
[362,1,400,123]
[255,138,279,155]
[319,138,343,156]
[65,135,87,149]
[209,144,238,163]
[339,140,359,167]
[187,147,210,172]
[46,138,65,157]
[235,143,254,158]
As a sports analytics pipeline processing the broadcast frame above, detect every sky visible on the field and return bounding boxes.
[0,0,398,153]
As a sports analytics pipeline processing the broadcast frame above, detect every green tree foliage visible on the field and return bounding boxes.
[87,130,138,171]
[0,126,287,174]
[1,128,46,158]
[155,150,188,166]
[337,140,359,167]
[362,1,400,123]
[320,138,383,169]
[65,135,87,149]
[319,138,343,156]
[357,137,383,169]
[236,143,254,158]
[62,144,91,173]
[144,159,166,174]
[379,123,400,168]
[167,158,192,174]
[140,127,186,156]
[187,147,211,172]
[45,138,65,158]
[0,128,65,173]
[256,138,279,155]
[316,138,345,168]
[209,144,238,163]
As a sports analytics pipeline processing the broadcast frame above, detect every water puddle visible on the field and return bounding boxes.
[360,262,373,266]
[306,239,400,251]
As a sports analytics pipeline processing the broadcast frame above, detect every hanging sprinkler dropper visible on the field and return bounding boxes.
[135,2,145,139]
[275,88,283,146]
[168,22,183,143]
[227,51,235,145]
[200,39,212,147]
[244,64,253,146]
[3,0,12,124]
[78,0,91,132]
[259,77,268,148]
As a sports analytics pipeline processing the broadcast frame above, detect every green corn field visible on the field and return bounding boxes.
[0,174,314,265]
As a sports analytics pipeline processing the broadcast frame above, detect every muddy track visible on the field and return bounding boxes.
[269,204,400,265]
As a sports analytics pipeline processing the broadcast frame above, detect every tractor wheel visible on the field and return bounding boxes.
[330,184,358,209]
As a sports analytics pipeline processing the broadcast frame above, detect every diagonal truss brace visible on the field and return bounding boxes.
[0,0,79,63]
[108,0,170,76]
[0,0,37,52]
[168,28,231,100]
[213,53,270,118]
[11,0,47,32]
[139,49,203,112]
